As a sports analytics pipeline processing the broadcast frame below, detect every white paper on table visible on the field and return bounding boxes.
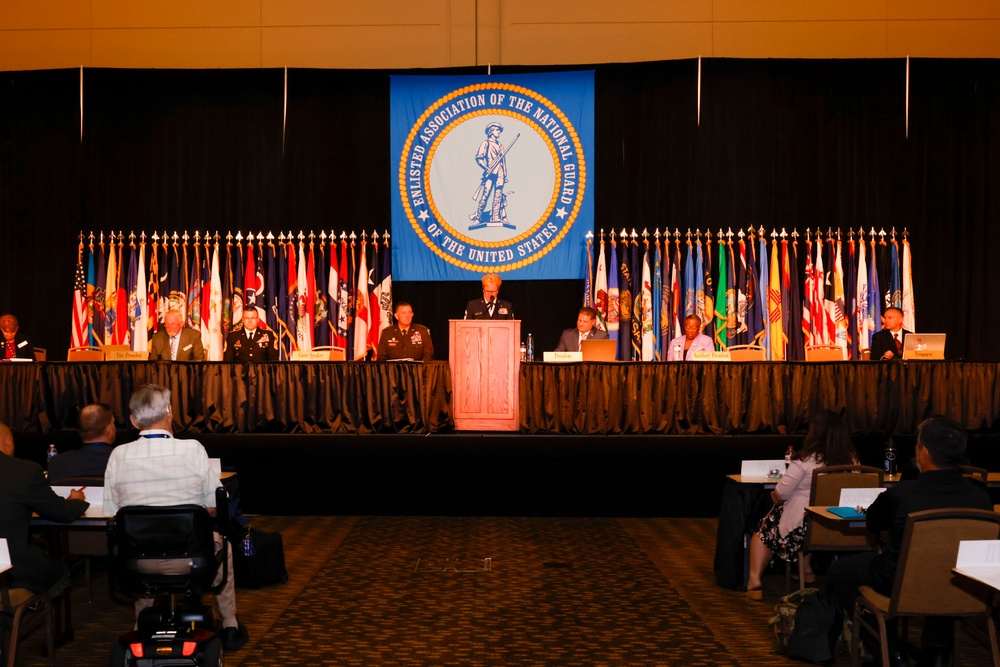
[51,485,106,517]
[838,487,886,509]
[0,538,11,572]
[740,460,787,479]
[956,540,1000,567]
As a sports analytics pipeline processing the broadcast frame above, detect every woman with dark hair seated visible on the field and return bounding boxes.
[746,410,858,599]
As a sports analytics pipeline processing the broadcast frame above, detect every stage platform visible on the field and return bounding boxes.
[6,360,999,516]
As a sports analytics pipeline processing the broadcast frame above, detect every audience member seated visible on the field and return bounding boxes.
[825,416,991,667]
[554,307,609,352]
[0,313,34,360]
[666,314,714,360]
[0,420,88,596]
[746,410,858,599]
[103,383,250,651]
[47,403,116,483]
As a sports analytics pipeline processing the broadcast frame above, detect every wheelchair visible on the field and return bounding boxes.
[106,488,230,667]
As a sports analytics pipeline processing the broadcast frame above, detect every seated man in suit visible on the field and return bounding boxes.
[148,309,205,361]
[868,306,911,361]
[224,308,277,362]
[555,307,609,352]
[0,313,34,360]
[464,273,514,320]
[48,403,116,483]
[377,302,434,362]
[0,420,88,596]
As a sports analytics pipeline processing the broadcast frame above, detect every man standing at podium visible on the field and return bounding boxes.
[377,302,434,362]
[555,307,608,352]
[464,273,514,320]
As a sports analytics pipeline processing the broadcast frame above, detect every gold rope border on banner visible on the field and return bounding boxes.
[398,82,587,274]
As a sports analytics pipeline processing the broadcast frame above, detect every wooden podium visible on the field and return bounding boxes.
[449,319,520,431]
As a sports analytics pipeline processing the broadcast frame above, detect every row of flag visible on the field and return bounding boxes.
[583,227,916,361]
[71,231,393,361]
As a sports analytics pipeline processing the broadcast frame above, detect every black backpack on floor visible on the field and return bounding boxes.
[785,590,842,664]
[232,527,290,589]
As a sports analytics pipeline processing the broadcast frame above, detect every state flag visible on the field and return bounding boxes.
[593,240,608,332]
[71,244,88,348]
[353,241,370,360]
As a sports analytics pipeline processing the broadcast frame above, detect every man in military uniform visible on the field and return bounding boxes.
[376,302,434,362]
[223,309,277,362]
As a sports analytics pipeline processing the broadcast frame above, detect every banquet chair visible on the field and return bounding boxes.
[727,344,766,361]
[791,464,883,592]
[851,508,1000,667]
[1,539,56,667]
[66,346,104,362]
[804,345,845,361]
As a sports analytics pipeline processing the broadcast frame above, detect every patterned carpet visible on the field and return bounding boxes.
[7,517,996,666]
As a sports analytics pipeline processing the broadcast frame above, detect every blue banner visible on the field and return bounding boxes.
[391,71,595,281]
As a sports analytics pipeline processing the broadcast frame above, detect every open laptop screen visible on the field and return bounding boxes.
[902,333,945,360]
[581,339,617,362]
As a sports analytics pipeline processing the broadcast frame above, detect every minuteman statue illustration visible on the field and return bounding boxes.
[470,122,518,230]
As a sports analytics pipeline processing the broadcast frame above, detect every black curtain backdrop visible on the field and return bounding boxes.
[1,59,998,362]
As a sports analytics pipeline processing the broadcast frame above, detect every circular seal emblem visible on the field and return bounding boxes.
[398,82,587,273]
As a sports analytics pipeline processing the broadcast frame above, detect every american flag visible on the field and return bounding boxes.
[71,253,88,347]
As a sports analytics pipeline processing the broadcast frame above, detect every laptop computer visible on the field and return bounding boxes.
[581,339,617,362]
[902,333,946,360]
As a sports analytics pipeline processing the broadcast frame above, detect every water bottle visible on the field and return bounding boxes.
[673,343,682,361]
[520,341,527,362]
[47,444,58,466]
[243,532,254,557]
[526,334,534,362]
[784,445,794,470]
[884,439,897,477]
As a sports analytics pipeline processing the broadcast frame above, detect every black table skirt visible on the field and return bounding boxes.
[0,361,452,434]
[2,361,997,435]
[519,361,1000,435]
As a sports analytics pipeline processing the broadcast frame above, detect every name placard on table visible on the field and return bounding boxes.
[105,350,149,361]
[542,351,583,363]
[740,459,786,480]
[691,350,732,361]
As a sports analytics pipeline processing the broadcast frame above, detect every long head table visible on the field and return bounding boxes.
[1,360,997,435]
[517,360,1000,436]
[0,361,453,434]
